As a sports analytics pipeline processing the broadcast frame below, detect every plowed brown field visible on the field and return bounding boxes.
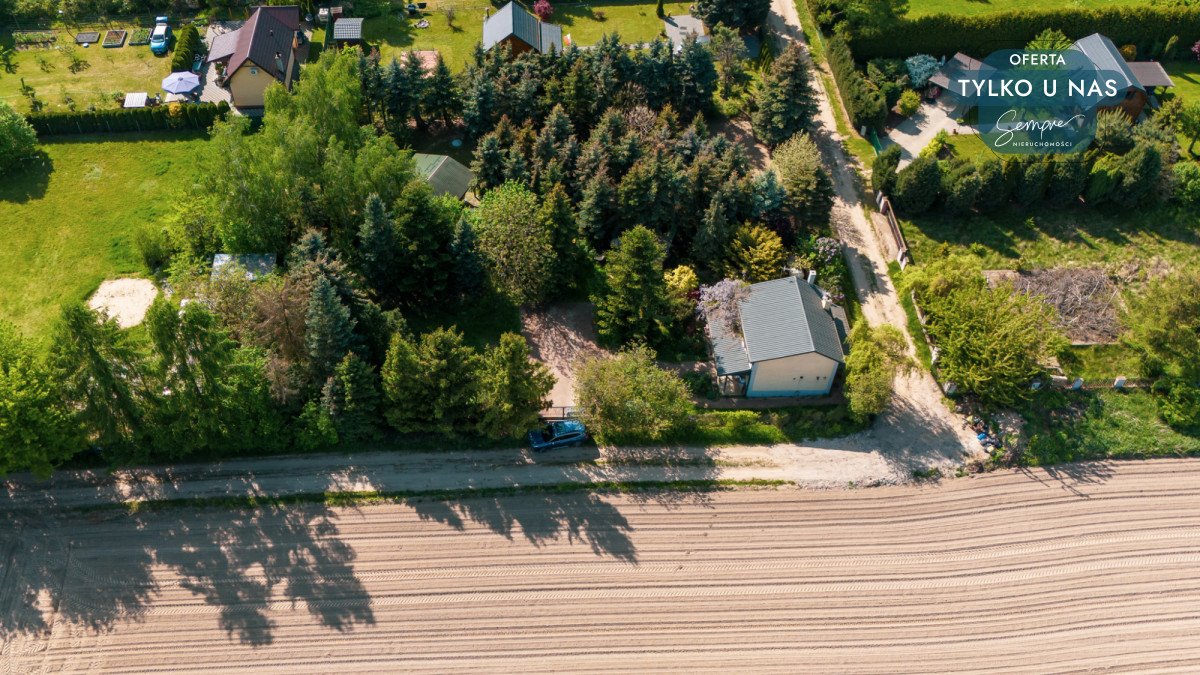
[4,459,1200,672]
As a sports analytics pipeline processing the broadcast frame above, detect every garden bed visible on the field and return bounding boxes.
[75,31,100,45]
[13,31,57,48]
[103,30,127,48]
[129,28,152,46]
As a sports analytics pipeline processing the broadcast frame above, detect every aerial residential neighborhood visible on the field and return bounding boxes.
[1,0,1198,669]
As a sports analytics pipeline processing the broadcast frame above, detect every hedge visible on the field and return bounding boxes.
[26,102,231,136]
[170,24,203,73]
[849,6,1200,61]
[826,34,887,132]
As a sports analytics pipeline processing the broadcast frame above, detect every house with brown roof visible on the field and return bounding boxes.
[207,6,305,108]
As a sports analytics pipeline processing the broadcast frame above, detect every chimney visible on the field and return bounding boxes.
[275,51,285,75]
[806,270,817,286]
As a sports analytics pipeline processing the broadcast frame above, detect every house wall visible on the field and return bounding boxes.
[500,35,535,56]
[228,62,281,107]
[747,353,840,397]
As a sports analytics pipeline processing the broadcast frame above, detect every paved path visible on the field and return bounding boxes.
[883,101,975,168]
[5,459,1199,671]
[766,0,978,460]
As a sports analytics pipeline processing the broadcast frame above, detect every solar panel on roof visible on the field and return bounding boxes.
[333,18,363,40]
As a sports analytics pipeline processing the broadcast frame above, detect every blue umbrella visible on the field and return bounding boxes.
[161,71,202,94]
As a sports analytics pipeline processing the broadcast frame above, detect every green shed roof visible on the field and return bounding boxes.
[414,153,473,200]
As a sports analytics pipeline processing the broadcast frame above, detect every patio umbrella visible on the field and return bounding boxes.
[161,71,202,94]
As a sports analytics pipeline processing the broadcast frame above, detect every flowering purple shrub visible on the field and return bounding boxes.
[814,236,841,265]
[534,0,554,21]
[696,279,750,336]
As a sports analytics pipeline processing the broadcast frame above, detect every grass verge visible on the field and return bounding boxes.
[1020,388,1200,466]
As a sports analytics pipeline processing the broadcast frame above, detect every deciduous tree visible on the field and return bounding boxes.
[575,345,692,443]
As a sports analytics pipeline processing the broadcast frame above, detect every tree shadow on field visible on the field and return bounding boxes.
[0,151,52,203]
[0,503,374,649]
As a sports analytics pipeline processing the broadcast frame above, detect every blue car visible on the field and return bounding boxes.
[527,420,588,451]
[150,17,171,56]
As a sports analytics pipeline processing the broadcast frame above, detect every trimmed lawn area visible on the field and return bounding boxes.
[364,0,687,70]
[0,31,172,113]
[907,0,1149,18]
[0,132,207,342]
[1021,389,1200,465]
[900,204,1200,270]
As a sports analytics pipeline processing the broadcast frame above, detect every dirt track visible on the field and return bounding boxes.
[4,459,1200,672]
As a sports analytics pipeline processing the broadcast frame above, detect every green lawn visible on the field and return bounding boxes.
[1021,388,1200,465]
[900,203,1200,271]
[0,30,173,113]
[907,0,1150,18]
[364,0,687,70]
[0,132,207,341]
[1057,344,1143,381]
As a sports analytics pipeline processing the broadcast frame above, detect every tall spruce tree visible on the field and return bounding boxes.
[320,352,382,444]
[422,53,459,128]
[594,225,672,347]
[753,44,817,148]
[356,193,397,298]
[305,274,357,386]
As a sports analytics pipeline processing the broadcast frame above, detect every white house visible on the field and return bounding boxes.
[706,276,847,397]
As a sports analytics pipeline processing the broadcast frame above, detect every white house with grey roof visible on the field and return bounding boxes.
[707,276,847,397]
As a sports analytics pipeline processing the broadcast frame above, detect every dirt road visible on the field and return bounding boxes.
[4,459,1199,672]
[765,0,980,459]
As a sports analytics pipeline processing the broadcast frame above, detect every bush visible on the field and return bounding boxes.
[533,0,553,20]
[904,54,938,88]
[1153,378,1200,430]
[847,6,1200,61]
[134,225,173,273]
[871,144,901,196]
[25,102,230,136]
[973,156,1006,212]
[893,155,941,214]
[1172,161,1200,208]
[0,102,38,176]
[943,165,981,215]
[897,89,920,117]
[170,24,202,73]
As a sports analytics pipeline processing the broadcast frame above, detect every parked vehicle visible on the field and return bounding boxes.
[150,17,172,56]
[527,420,588,451]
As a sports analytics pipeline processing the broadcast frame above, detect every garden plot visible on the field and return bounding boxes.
[985,267,1122,344]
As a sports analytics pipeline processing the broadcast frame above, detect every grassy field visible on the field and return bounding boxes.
[907,0,1149,18]
[0,31,172,113]
[364,0,687,70]
[900,203,1200,271]
[1021,388,1200,465]
[0,132,207,341]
